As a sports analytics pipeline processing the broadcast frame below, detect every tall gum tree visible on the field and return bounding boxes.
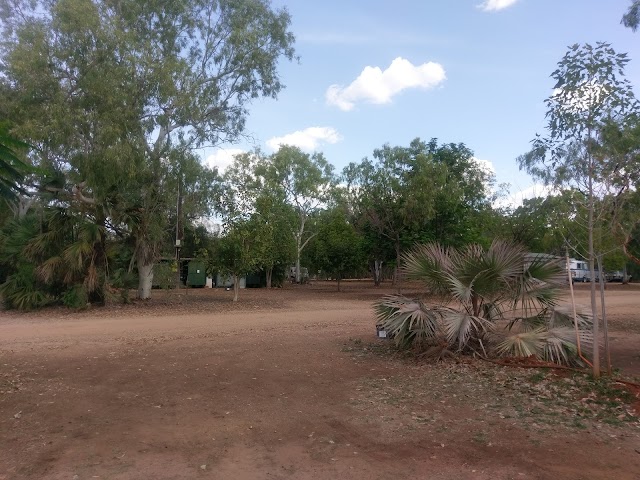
[219,151,295,288]
[518,42,639,377]
[0,0,296,299]
[258,145,334,284]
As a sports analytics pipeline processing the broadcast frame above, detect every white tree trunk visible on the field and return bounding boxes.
[137,261,154,299]
[233,274,239,302]
[15,195,34,219]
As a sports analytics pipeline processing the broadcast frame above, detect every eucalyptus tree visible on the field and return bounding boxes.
[596,116,640,266]
[518,42,639,377]
[622,1,640,31]
[219,151,295,288]
[209,220,262,302]
[0,0,295,299]
[258,145,334,283]
[343,141,438,286]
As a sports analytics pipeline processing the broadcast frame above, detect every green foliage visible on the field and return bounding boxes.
[152,262,178,290]
[308,208,365,289]
[622,1,640,31]
[0,208,115,309]
[519,43,638,189]
[218,150,297,285]
[374,240,590,366]
[0,128,31,201]
[1,0,295,300]
[518,42,640,375]
[343,138,494,284]
[110,268,138,303]
[0,263,53,310]
[61,284,88,309]
[258,146,335,283]
[494,192,580,255]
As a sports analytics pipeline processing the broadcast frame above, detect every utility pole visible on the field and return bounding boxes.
[176,172,183,290]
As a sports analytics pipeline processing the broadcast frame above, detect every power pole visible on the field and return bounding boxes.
[176,172,183,290]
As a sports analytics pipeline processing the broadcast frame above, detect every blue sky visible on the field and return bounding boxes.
[204,0,640,205]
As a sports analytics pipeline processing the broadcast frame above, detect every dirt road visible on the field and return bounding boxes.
[1,283,639,479]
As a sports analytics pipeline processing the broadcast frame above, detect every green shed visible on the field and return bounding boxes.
[187,260,206,287]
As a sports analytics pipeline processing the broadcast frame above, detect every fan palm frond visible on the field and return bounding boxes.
[549,305,592,330]
[379,240,589,366]
[495,328,547,359]
[36,256,63,284]
[0,131,32,200]
[543,327,582,365]
[441,311,493,351]
[506,311,548,331]
[374,295,441,350]
[402,243,454,296]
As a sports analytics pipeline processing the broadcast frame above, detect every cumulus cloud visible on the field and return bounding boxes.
[325,57,446,111]
[478,0,519,12]
[266,126,343,151]
[472,157,496,175]
[205,148,245,173]
[496,184,556,209]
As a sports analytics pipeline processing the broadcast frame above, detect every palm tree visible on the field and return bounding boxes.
[374,240,592,365]
[0,208,110,309]
[0,130,30,201]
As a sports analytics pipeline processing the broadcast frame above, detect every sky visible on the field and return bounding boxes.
[203,0,640,207]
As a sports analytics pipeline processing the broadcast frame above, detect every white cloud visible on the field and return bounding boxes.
[325,57,446,111]
[472,157,495,175]
[478,0,519,12]
[266,126,343,151]
[205,148,245,173]
[496,184,556,209]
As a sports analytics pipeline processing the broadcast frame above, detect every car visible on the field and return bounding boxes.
[606,271,631,282]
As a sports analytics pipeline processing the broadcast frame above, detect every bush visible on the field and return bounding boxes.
[61,284,88,309]
[0,264,53,310]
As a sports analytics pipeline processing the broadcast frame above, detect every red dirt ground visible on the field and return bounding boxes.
[1,281,639,480]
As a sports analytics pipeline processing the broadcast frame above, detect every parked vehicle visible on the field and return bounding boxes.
[606,271,631,282]
[288,266,309,284]
[569,258,590,282]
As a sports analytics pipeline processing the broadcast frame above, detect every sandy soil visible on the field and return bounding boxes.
[1,281,639,480]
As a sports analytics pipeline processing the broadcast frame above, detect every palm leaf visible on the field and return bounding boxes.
[549,305,592,329]
[374,295,441,350]
[494,328,547,358]
[441,311,492,350]
[542,327,582,365]
[506,311,548,331]
[402,243,454,295]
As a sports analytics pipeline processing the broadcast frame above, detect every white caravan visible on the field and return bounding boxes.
[569,258,591,282]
